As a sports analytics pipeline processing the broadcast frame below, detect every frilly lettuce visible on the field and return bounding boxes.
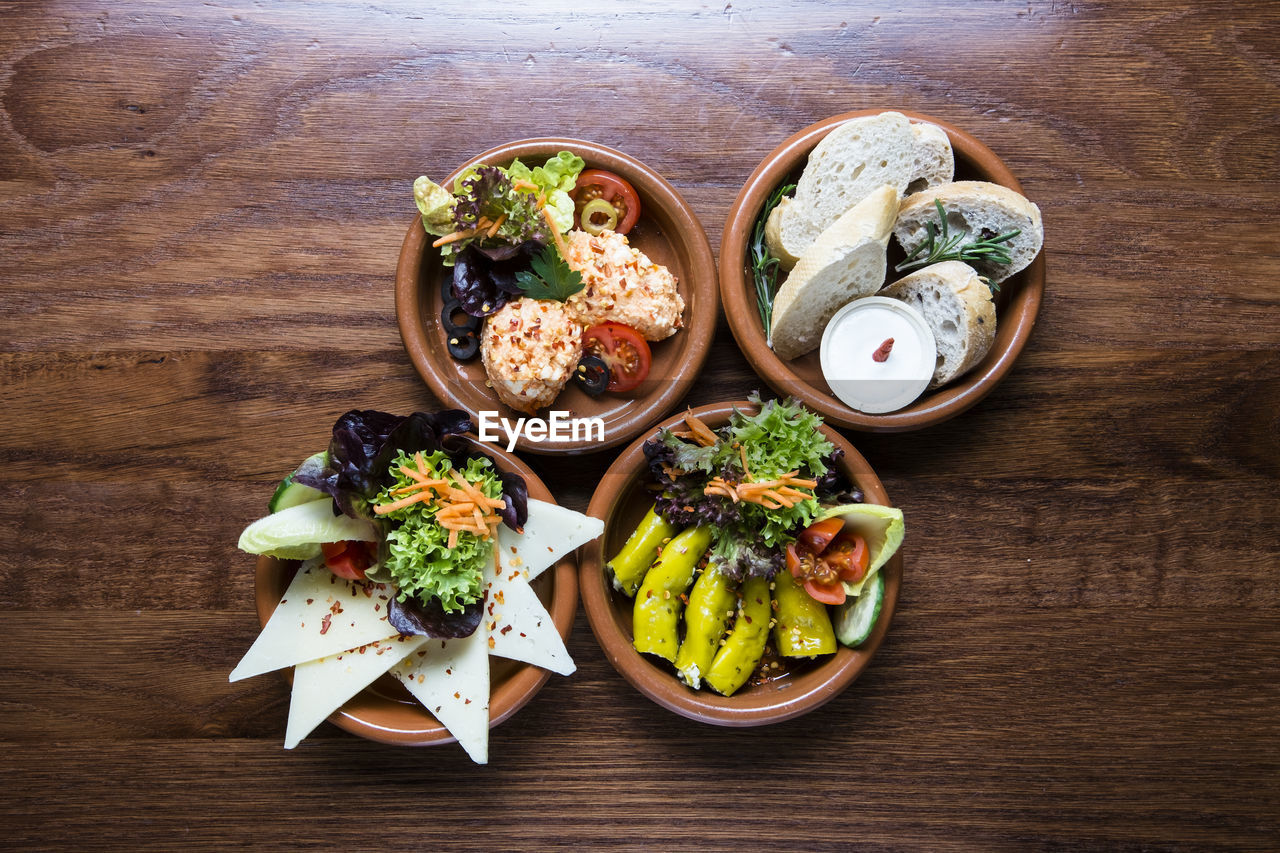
[375,451,503,613]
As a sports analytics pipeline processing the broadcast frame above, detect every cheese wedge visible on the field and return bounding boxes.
[391,631,491,764]
[229,561,400,682]
[497,498,604,582]
[284,633,429,749]
[483,558,575,676]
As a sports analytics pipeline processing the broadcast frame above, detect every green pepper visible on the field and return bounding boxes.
[632,526,713,662]
[705,576,771,696]
[772,569,836,657]
[608,504,679,597]
[674,564,736,688]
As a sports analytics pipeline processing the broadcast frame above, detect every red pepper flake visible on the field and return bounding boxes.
[305,599,313,605]
[487,602,495,615]
[510,546,518,554]
[464,698,472,705]
[445,668,452,675]
[500,625,513,635]
[453,692,461,699]
[488,636,496,649]
[519,632,527,638]
[319,613,332,635]
[872,337,894,362]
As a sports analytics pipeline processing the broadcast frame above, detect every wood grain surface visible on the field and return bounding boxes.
[3,1,1278,850]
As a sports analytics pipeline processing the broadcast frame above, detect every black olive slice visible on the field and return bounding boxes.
[441,298,482,335]
[572,354,610,396]
[447,330,480,361]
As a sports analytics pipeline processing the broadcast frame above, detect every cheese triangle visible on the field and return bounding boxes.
[483,556,575,676]
[497,499,603,582]
[391,631,491,764]
[230,561,400,682]
[284,633,428,749]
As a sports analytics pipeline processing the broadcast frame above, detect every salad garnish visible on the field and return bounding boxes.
[643,392,856,580]
[287,409,527,635]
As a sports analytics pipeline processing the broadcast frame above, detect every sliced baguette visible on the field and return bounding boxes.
[770,184,899,361]
[773,112,917,264]
[894,181,1043,285]
[905,122,955,195]
[880,261,996,387]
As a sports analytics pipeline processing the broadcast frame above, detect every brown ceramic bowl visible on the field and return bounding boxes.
[719,110,1045,431]
[579,401,902,726]
[252,436,577,747]
[396,138,718,455]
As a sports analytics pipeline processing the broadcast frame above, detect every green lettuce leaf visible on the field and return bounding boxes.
[413,176,457,237]
[506,151,584,233]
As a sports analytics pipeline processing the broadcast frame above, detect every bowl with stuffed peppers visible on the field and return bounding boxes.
[579,396,904,725]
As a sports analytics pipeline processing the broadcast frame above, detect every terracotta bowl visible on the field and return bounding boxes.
[578,401,903,726]
[396,138,718,455]
[253,436,577,747]
[719,110,1046,431]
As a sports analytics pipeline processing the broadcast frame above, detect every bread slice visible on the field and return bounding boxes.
[880,261,996,387]
[772,112,916,264]
[894,181,1043,285]
[763,196,801,269]
[906,122,955,195]
[770,184,899,361]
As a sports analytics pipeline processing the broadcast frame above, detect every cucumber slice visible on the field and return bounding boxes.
[238,499,378,559]
[834,571,885,647]
[267,452,328,513]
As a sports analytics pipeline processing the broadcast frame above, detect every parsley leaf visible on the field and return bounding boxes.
[515,245,584,302]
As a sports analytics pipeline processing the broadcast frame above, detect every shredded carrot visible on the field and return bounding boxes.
[486,213,506,238]
[431,226,483,248]
[684,412,719,447]
[541,205,570,261]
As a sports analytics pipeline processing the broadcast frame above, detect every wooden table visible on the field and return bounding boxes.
[4,2,1277,849]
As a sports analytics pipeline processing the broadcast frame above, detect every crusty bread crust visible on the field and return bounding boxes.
[769,184,898,361]
[894,181,1043,284]
[906,122,955,195]
[880,260,996,387]
[775,112,916,263]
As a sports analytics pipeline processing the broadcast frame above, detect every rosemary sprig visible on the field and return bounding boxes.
[750,182,796,343]
[894,199,1020,290]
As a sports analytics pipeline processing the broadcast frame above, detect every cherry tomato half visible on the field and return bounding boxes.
[321,540,375,581]
[571,169,641,235]
[796,517,844,555]
[582,322,651,393]
[828,533,870,582]
[803,578,847,606]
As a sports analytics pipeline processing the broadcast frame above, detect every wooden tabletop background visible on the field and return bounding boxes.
[3,1,1278,850]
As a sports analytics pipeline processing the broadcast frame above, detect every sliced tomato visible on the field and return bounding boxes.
[796,517,844,555]
[321,540,374,581]
[787,521,870,605]
[802,578,846,606]
[820,533,869,584]
[571,169,641,235]
[581,322,651,393]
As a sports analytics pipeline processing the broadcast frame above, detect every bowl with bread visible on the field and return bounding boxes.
[719,110,1046,431]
